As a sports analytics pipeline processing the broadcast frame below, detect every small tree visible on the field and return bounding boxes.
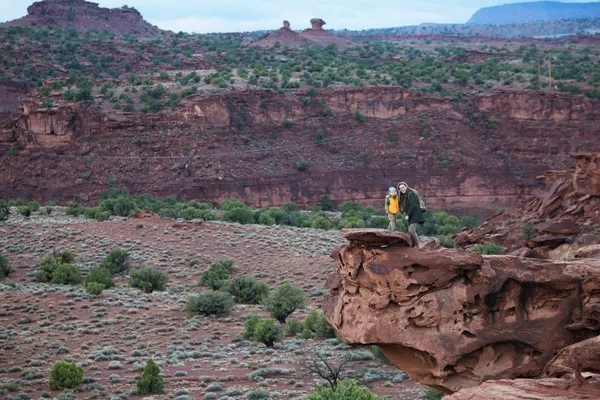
[185,291,234,315]
[253,318,284,347]
[85,282,105,295]
[200,259,236,290]
[48,360,84,390]
[223,275,269,304]
[263,282,306,323]
[100,247,129,275]
[243,314,261,339]
[51,263,83,285]
[307,379,378,399]
[0,255,14,280]
[37,250,77,283]
[85,267,114,289]
[129,267,168,293]
[301,352,356,391]
[137,359,164,395]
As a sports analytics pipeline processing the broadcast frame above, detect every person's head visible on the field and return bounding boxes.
[388,187,397,197]
[398,182,408,194]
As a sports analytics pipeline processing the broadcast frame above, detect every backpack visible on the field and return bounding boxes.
[412,189,427,213]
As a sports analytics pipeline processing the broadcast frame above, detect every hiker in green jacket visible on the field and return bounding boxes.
[384,187,400,231]
[398,182,425,247]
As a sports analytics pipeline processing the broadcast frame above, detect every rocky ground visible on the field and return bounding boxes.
[0,210,426,399]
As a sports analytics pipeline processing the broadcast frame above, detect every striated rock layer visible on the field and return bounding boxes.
[324,228,600,393]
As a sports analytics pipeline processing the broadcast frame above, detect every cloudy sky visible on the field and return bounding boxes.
[0,0,594,33]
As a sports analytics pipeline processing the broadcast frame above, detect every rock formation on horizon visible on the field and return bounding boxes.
[324,228,600,396]
[1,0,166,37]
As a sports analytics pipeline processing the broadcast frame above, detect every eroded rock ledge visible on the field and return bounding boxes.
[324,229,600,394]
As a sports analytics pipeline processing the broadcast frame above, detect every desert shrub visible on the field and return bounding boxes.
[296,159,309,171]
[37,250,76,282]
[48,360,84,390]
[219,198,248,211]
[286,318,304,336]
[85,267,114,289]
[303,309,336,338]
[185,291,234,315]
[51,263,83,285]
[66,201,85,216]
[519,224,537,240]
[459,214,481,229]
[99,247,129,275]
[27,201,40,212]
[471,243,504,255]
[223,207,254,224]
[253,318,283,347]
[17,205,32,217]
[85,282,105,295]
[137,359,164,394]
[0,201,9,221]
[223,275,269,304]
[243,314,261,339]
[0,255,14,280]
[129,267,168,293]
[258,212,275,226]
[311,216,331,230]
[263,282,306,323]
[200,259,236,289]
[307,379,378,399]
[354,109,366,122]
[423,387,444,400]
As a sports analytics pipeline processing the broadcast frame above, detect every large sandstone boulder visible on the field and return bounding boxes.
[324,229,600,394]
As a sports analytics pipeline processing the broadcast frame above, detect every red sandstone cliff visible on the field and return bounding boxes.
[324,229,600,397]
[1,87,598,216]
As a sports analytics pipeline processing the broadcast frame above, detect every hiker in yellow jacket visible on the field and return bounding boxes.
[384,187,400,230]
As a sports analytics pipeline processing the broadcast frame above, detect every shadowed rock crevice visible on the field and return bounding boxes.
[324,228,600,394]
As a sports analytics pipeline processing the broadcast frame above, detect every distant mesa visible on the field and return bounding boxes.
[1,0,167,38]
[253,18,352,48]
[468,1,600,25]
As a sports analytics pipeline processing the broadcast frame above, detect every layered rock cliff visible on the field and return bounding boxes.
[0,88,599,217]
[455,153,600,258]
[323,229,600,396]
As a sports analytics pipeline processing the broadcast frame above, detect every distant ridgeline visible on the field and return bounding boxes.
[468,1,600,25]
[333,17,600,38]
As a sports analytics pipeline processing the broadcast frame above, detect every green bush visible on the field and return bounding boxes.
[519,224,537,240]
[51,263,83,285]
[27,201,40,212]
[311,216,331,230]
[48,360,84,390]
[129,267,168,293]
[137,359,164,395]
[307,379,377,399]
[296,159,309,172]
[17,205,32,217]
[471,243,504,255]
[66,201,85,216]
[223,207,255,224]
[286,318,304,336]
[85,267,114,289]
[85,282,105,295]
[0,201,9,221]
[303,309,336,338]
[37,250,76,282]
[219,198,248,211]
[99,247,129,275]
[258,212,275,226]
[0,255,14,280]
[223,275,269,304]
[354,109,366,122]
[244,314,261,339]
[200,259,236,289]
[263,282,306,323]
[423,387,444,400]
[185,291,234,315]
[253,318,283,347]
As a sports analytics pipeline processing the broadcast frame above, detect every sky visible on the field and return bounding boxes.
[0,0,595,33]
